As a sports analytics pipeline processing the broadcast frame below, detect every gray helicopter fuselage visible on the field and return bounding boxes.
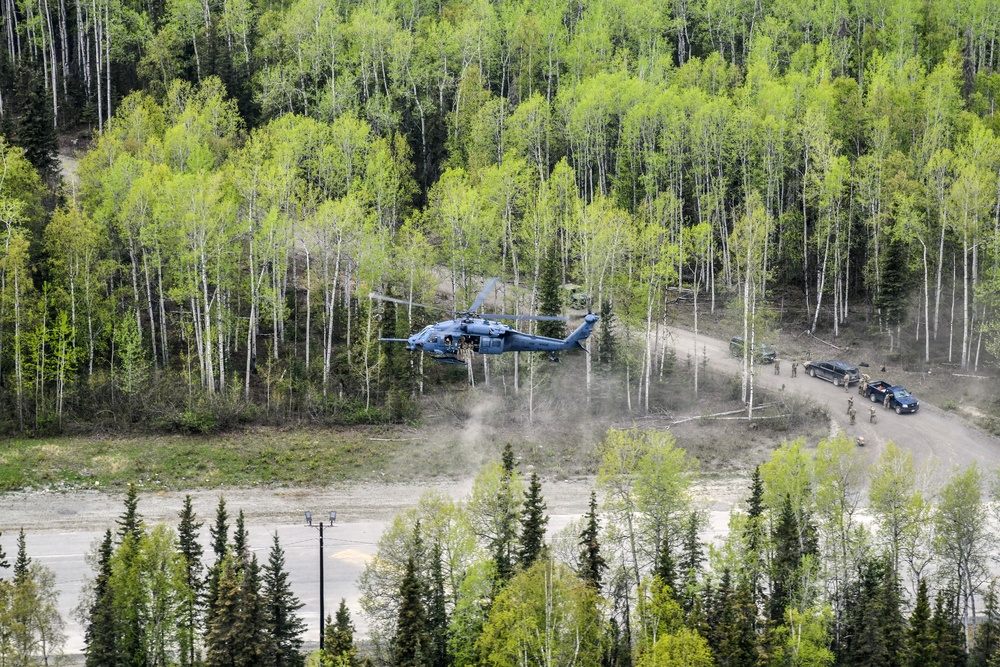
[405,314,598,362]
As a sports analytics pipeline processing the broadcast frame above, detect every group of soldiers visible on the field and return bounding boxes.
[773,356,880,428]
[773,359,798,377]
[846,394,879,425]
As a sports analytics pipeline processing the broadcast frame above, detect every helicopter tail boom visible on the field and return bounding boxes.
[564,313,599,348]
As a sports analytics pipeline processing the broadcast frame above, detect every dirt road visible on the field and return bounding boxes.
[669,325,1000,474]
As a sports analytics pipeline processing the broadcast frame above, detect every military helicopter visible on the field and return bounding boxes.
[371,278,599,364]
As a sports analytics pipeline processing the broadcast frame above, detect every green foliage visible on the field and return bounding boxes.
[578,490,606,590]
[518,471,549,570]
[477,560,605,667]
[322,600,358,667]
[262,533,307,667]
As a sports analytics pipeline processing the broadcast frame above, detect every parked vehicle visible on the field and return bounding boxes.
[865,380,920,414]
[803,360,860,386]
[729,335,777,363]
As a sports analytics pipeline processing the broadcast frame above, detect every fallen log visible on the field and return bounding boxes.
[806,331,847,351]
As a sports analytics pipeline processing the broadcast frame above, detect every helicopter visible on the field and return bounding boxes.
[371,277,599,364]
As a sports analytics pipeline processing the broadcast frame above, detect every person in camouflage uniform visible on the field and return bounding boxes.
[791,360,798,377]
[849,407,857,424]
[869,406,877,423]
[847,395,854,414]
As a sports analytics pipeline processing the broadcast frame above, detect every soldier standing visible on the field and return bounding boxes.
[849,407,857,425]
[870,406,877,423]
[884,392,891,410]
[844,372,851,392]
[847,395,854,414]
[774,359,781,375]
[791,361,798,377]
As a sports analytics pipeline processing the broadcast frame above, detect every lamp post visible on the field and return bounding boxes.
[306,510,337,650]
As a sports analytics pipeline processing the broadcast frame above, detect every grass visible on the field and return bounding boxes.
[0,427,402,492]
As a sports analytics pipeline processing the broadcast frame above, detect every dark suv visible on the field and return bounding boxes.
[729,335,777,363]
[803,360,860,386]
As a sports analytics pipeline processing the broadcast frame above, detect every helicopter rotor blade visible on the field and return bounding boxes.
[466,277,500,315]
[480,313,569,322]
[369,293,451,315]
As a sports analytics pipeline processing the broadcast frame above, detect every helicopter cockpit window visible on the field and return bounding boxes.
[430,336,439,343]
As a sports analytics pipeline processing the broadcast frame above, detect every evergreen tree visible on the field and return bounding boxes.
[13,63,57,178]
[537,240,565,339]
[743,465,767,607]
[177,495,204,667]
[322,599,357,667]
[579,490,607,589]
[394,556,428,667]
[907,579,935,667]
[206,553,268,667]
[971,581,1000,667]
[0,530,8,569]
[85,530,119,667]
[13,528,30,584]
[597,300,617,365]
[769,493,817,623]
[426,542,450,667]
[655,533,677,595]
[210,496,230,560]
[680,511,704,613]
[838,555,905,667]
[519,471,549,569]
[234,510,249,561]
[494,443,519,583]
[263,532,307,667]
[931,590,967,667]
[206,496,230,629]
[117,483,142,541]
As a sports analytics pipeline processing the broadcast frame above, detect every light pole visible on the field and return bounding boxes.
[306,510,337,651]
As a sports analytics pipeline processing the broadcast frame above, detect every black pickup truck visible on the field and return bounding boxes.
[865,380,920,414]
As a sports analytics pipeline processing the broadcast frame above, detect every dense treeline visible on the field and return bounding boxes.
[359,434,1000,667]
[5,0,1000,432]
[76,488,341,667]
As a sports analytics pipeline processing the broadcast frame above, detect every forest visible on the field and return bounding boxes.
[5,431,1000,667]
[2,0,1000,430]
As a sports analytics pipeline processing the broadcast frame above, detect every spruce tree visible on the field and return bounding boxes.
[579,490,606,589]
[743,466,766,607]
[322,599,357,667]
[680,511,704,613]
[906,579,935,667]
[494,444,519,583]
[426,542,450,667]
[263,533,307,667]
[117,483,142,541]
[839,555,905,667]
[931,590,967,667]
[177,495,204,667]
[971,581,1000,667]
[655,533,676,594]
[206,553,268,667]
[537,240,566,339]
[85,530,119,667]
[206,496,230,629]
[233,510,249,561]
[13,63,57,178]
[769,493,817,623]
[597,300,616,365]
[13,528,30,584]
[394,556,428,667]
[519,471,549,569]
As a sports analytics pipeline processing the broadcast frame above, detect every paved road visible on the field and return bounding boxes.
[4,326,1000,658]
[669,325,1000,472]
